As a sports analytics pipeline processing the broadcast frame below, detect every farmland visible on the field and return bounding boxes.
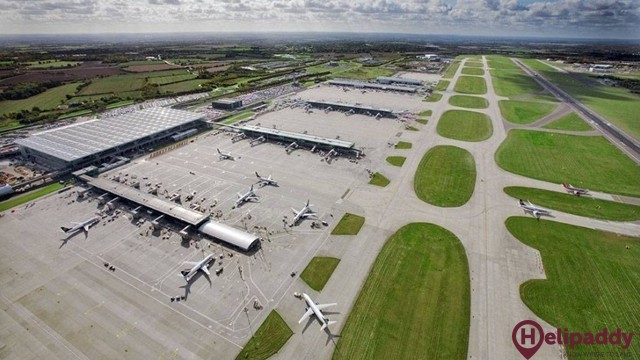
[0,82,81,117]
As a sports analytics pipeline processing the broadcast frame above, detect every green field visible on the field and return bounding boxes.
[79,74,146,95]
[57,109,93,120]
[423,92,442,102]
[339,66,394,80]
[454,76,487,95]
[487,55,520,71]
[461,67,485,76]
[160,79,209,93]
[222,111,256,125]
[506,217,640,359]
[437,110,492,142]
[331,213,365,235]
[542,112,592,131]
[148,72,197,85]
[386,156,406,167]
[414,146,476,207]
[395,141,412,149]
[504,186,640,221]
[27,60,80,69]
[464,61,484,67]
[0,183,64,212]
[448,95,488,109]
[406,125,419,131]
[333,223,469,360]
[496,130,640,197]
[433,80,450,91]
[418,110,432,117]
[369,173,390,187]
[487,55,551,100]
[520,58,640,140]
[442,61,461,79]
[499,100,556,124]
[0,82,81,116]
[300,257,341,291]
[106,100,135,109]
[235,311,293,360]
[416,119,428,124]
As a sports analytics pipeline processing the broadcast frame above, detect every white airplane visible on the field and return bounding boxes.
[563,183,589,196]
[255,172,278,187]
[180,253,215,282]
[298,293,337,332]
[217,148,234,161]
[290,200,316,226]
[61,216,100,236]
[518,199,552,218]
[235,185,259,207]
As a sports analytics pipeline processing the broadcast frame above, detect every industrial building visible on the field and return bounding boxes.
[328,78,417,93]
[212,98,243,110]
[376,76,423,86]
[15,108,205,170]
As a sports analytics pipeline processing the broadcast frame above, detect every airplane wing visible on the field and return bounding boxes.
[292,208,299,214]
[298,308,313,324]
[237,193,243,198]
[183,261,199,267]
[201,266,211,276]
[315,303,337,311]
[83,225,90,232]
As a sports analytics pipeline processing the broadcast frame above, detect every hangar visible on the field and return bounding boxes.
[15,108,205,170]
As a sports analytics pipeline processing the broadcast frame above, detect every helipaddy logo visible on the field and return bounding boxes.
[512,320,634,359]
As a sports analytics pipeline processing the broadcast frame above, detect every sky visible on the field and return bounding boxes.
[0,0,638,39]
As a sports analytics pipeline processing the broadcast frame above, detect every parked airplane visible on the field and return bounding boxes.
[298,293,337,332]
[61,216,100,236]
[519,199,551,218]
[563,183,589,196]
[217,148,234,160]
[235,185,259,207]
[180,253,215,282]
[290,200,316,226]
[255,172,278,187]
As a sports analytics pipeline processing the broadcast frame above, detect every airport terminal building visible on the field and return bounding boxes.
[15,108,206,170]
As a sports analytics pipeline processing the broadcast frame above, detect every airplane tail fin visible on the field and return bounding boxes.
[321,321,337,332]
[61,226,71,233]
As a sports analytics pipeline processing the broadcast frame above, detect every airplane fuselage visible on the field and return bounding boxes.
[303,293,328,325]
[61,216,100,234]
[183,254,215,282]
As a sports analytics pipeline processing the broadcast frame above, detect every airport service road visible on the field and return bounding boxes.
[276,58,638,360]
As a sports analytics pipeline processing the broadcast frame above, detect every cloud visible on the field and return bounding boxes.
[0,0,637,38]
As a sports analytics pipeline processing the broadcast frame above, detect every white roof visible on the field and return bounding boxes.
[198,221,259,251]
[15,108,203,162]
